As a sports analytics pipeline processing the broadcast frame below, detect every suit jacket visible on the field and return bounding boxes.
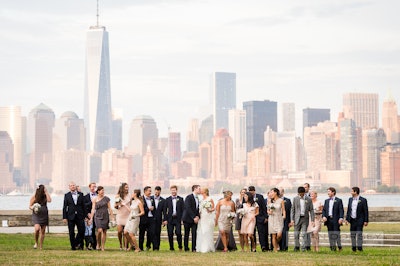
[182,193,200,223]
[153,196,165,223]
[63,191,86,221]
[346,196,369,223]
[282,196,292,225]
[290,195,315,225]
[254,193,267,224]
[322,197,344,225]
[84,193,94,218]
[163,195,184,223]
[140,195,156,225]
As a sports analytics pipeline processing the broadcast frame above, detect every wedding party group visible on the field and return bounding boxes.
[29,182,369,253]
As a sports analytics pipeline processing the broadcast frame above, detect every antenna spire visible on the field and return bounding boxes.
[96,0,99,27]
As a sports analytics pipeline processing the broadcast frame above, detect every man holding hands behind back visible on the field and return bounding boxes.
[346,186,369,252]
[322,187,344,251]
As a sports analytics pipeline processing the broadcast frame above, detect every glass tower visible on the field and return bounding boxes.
[84,25,112,153]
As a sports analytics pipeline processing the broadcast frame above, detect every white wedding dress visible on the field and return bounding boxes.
[196,198,216,253]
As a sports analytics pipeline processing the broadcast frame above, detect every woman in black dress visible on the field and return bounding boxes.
[29,184,52,250]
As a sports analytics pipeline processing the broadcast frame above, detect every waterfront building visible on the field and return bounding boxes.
[382,95,400,144]
[186,118,199,153]
[84,20,112,153]
[27,103,55,188]
[362,128,386,189]
[343,93,379,129]
[228,109,247,163]
[282,102,295,132]
[302,107,330,131]
[212,72,236,132]
[243,100,277,152]
[211,129,233,181]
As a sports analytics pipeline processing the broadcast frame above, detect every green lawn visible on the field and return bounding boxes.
[0,231,399,266]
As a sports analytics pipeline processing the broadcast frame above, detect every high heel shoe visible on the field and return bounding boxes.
[33,243,37,249]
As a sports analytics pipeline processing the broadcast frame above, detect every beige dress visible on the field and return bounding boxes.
[307,200,323,233]
[268,198,284,234]
[124,199,140,235]
[116,196,131,226]
[218,205,233,232]
[240,203,258,235]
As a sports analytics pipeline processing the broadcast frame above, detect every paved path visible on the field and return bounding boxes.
[0,226,69,234]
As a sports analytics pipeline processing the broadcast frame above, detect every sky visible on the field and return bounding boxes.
[1,0,400,146]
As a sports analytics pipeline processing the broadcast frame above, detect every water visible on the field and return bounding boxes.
[1,193,399,210]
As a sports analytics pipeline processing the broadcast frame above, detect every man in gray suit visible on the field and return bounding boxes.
[290,186,315,251]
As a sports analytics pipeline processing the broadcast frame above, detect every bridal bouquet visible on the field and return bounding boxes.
[201,200,212,210]
[32,203,41,214]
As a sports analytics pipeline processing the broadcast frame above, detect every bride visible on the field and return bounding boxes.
[196,187,215,253]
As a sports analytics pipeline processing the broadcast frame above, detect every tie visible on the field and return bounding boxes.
[172,197,177,200]
[91,193,96,196]
[72,192,77,195]
[330,198,334,201]
[146,197,151,201]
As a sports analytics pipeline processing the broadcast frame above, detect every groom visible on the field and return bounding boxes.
[182,184,201,252]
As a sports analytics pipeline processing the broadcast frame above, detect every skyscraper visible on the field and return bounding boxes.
[211,128,233,180]
[382,94,400,144]
[340,119,361,187]
[282,102,295,132]
[168,132,181,164]
[112,108,123,150]
[362,128,386,189]
[243,100,277,152]
[0,106,23,169]
[212,72,236,132]
[84,20,112,153]
[343,93,379,129]
[186,118,199,152]
[27,103,55,188]
[0,131,16,192]
[228,109,247,163]
[302,107,330,131]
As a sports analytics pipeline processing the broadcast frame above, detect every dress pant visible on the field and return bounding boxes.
[139,217,155,251]
[327,217,342,250]
[254,221,269,250]
[293,216,308,250]
[279,220,290,251]
[167,216,182,250]
[153,219,163,250]
[67,218,85,249]
[183,222,198,251]
[350,218,364,250]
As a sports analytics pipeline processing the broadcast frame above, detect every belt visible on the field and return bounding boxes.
[172,215,177,218]
[329,215,333,218]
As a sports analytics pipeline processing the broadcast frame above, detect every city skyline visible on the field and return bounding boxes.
[1,0,400,145]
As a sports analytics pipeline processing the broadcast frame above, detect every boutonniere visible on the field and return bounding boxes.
[176,198,180,202]
[283,200,286,203]
[151,198,154,202]
[334,200,337,203]
[255,198,258,201]
[305,200,308,204]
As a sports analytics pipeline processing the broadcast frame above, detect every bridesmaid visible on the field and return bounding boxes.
[240,192,259,252]
[215,191,236,252]
[124,189,144,252]
[235,188,247,251]
[307,190,323,252]
[29,184,51,250]
[115,183,131,250]
[267,188,285,252]
[90,186,115,251]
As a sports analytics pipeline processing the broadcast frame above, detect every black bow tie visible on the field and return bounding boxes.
[172,197,177,199]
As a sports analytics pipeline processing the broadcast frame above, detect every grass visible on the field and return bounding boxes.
[0,223,399,266]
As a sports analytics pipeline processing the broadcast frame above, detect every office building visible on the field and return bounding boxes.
[243,100,277,152]
[343,93,379,129]
[303,107,330,131]
[228,109,247,163]
[282,102,295,132]
[212,72,236,132]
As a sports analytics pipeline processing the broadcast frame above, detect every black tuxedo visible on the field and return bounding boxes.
[253,193,269,251]
[63,191,86,250]
[152,196,165,250]
[346,196,369,251]
[139,196,156,251]
[84,193,97,249]
[164,195,184,250]
[182,193,200,251]
[279,196,292,251]
[322,197,344,250]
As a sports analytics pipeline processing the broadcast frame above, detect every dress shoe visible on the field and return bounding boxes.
[170,248,175,251]
[293,247,300,252]
[261,247,267,252]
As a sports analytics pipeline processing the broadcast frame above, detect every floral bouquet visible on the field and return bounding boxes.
[236,208,246,218]
[227,212,237,219]
[32,203,41,214]
[109,220,117,228]
[115,197,122,204]
[201,200,212,210]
